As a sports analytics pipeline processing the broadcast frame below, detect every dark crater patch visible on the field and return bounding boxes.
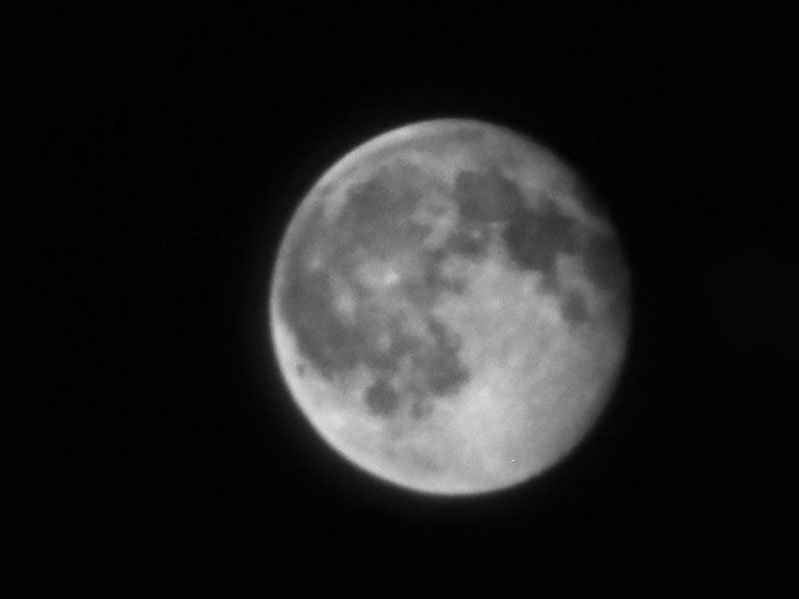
[344,172,414,229]
[281,273,472,420]
[501,199,581,290]
[278,161,488,421]
[444,221,493,261]
[364,377,400,417]
[411,397,435,421]
[279,261,404,381]
[278,165,432,378]
[560,291,590,324]
[581,233,630,333]
[279,246,371,377]
[404,250,468,308]
[582,232,627,293]
[410,317,471,398]
[451,168,527,223]
[335,164,431,256]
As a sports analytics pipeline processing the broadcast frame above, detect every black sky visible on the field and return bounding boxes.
[37,15,795,594]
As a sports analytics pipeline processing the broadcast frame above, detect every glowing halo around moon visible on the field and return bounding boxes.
[268,118,631,496]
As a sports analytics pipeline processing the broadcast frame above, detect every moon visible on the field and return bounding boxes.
[268,119,630,496]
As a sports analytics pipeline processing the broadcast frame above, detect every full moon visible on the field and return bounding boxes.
[269,119,630,496]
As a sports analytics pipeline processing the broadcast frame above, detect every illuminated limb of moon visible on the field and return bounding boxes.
[269,119,630,495]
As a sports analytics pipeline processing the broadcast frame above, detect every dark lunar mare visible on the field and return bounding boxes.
[279,165,473,419]
[445,167,626,326]
[581,231,630,331]
[559,291,590,324]
[501,200,581,291]
[364,378,400,416]
[447,167,583,290]
[452,168,527,223]
[581,233,626,292]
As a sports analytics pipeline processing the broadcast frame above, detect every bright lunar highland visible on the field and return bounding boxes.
[269,119,630,496]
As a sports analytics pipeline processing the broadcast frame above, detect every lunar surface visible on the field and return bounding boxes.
[269,119,630,495]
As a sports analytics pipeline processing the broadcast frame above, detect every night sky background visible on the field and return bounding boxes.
[38,14,794,594]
